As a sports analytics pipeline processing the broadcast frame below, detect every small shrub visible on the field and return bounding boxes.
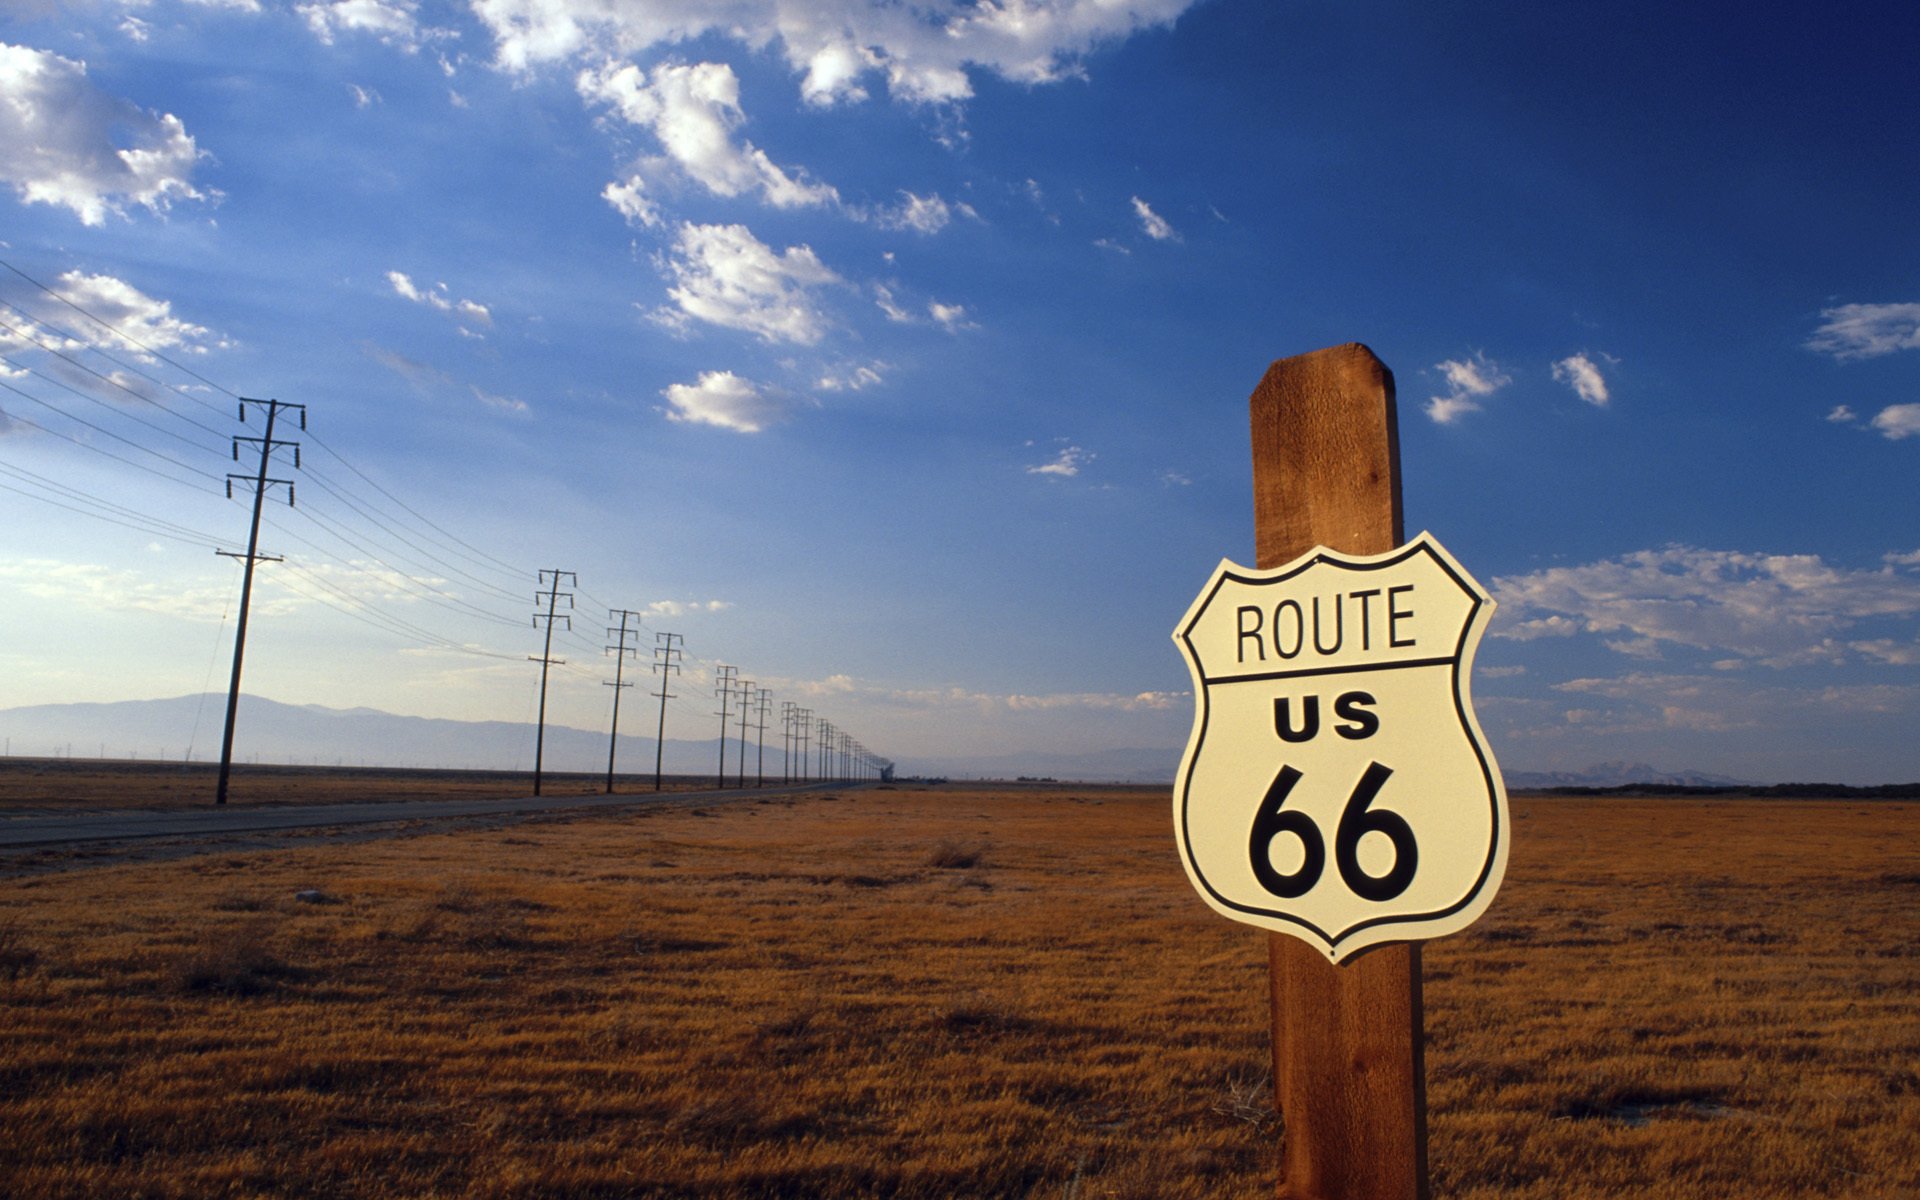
[168,921,288,995]
[1211,1072,1275,1130]
[926,839,988,869]
[0,921,39,983]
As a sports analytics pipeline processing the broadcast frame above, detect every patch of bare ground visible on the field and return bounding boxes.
[0,788,1914,1197]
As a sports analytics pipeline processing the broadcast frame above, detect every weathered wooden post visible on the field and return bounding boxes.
[1172,342,1509,1200]
[1252,344,1425,1200]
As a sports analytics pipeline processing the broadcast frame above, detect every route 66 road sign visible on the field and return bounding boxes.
[1172,532,1508,962]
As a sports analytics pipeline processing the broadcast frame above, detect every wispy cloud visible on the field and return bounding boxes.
[1493,545,1920,668]
[1551,352,1610,407]
[579,60,838,210]
[1027,444,1089,478]
[1806,302,1920,360]
[1425,351,1509,423]
[656,222,841,345]
[298,0,428,51]
[387,270,493,335]
[1130,195,1179,242]
[48,271,228,357]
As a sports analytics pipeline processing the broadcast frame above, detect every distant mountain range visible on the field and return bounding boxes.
[1502,761,1755,789]
[0,695,1775,787]
[0,694,748,777]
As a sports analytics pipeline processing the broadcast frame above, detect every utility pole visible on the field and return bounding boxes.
[713,665,737,788]
[215,396,303,807]
[779,701,795,784]
[734,676,754,788]
[604,608,642,794]
[817,719,834,782]
[753,687,772,787]
[794,708,811,782]
[530,569,575,796]
[651,632,682,791]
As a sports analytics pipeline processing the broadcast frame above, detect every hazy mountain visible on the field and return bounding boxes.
[0,694,746,777]
[1503,761,1756,789]
[0,698,1766,787]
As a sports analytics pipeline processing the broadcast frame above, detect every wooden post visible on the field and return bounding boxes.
[1250,343,1428,1200]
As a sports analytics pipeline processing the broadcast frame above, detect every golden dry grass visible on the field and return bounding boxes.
[0,758,724,812]
[0,785,1915,1198]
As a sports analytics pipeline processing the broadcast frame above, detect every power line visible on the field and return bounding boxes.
[0,303,232,438]
[0,375,225,484]
[0,255,240,411]
[303,429,529,580]
[0,348,227,459]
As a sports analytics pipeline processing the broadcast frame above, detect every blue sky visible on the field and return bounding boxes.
[1,0,1915,782]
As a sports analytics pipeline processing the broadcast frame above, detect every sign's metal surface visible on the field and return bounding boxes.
[1172,532,1507,961]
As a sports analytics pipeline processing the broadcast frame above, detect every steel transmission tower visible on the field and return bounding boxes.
[734,676,754,788]
[604,608,643,794]
[713,665,737,788]
[650,632,682,791]
[753,687,773,787]
[530,569,575,796]
[215,396,304,807]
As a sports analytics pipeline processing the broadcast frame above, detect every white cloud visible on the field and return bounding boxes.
[298,0,424,50]
[1826,404,1857,423]
[1130,195,1178,241]
[578,60,837,209]
[873,283,913,324]
[644,598,732,618]
[1551,352,1609,407]
[871,190,951,233]
[349,83,381,108]
[49,271,227,356]
[470,384,527,415]
[1545,671,1918,737]
[0,42,207,225]
[1870,404,1920,440]
[815,361,885,391]
[1806,302,1920,361]
[1425,352,1509,424]
[1027,444,1088,478]
[661,369,788,433]
[1493,545,1920,667]
[472,0,1201,107]
[0,558,268,622]
[387,270,493,334]
[929,300,971,331]
[657,222,840,345]
[601,174,661,228]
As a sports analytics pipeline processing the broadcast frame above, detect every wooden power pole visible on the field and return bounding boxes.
[1252,343,1426,1199]
[215,396,303,807]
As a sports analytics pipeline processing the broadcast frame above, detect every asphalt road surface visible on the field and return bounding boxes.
[0,782,851,850]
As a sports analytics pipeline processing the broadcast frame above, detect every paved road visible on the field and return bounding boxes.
[0,782,849,849]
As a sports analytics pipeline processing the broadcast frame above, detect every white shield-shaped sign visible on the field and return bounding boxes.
[1172,532,1507,961]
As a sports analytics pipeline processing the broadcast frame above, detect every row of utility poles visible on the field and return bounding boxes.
[204,395,890,805]
[528,570,890,796]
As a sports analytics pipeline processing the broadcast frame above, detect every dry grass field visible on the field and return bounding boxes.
[0,758,718,813]
[0,782,1915,1198]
